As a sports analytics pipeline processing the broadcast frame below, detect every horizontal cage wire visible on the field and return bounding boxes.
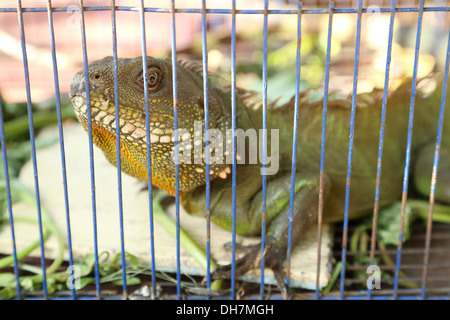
[0,0,449,301]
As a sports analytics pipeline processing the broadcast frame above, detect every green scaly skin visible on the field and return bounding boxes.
[70,56,450,297]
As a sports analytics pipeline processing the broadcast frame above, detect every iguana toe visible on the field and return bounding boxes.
[209,241,288,298]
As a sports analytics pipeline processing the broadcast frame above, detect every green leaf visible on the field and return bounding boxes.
[111,252,121,265]
[0,287,16,300]
[46,277,57,294]
[125,252,139,266]
[20,277,36,291]
[77,277,95,290]
[0,273,17,288]
[376,202,414,245]
[72,254,98,277]
[112,276,141,286]
[99,263,114,277]
[82,253,97,268]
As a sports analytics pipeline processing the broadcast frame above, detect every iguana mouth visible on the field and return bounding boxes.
[70,94,175,145]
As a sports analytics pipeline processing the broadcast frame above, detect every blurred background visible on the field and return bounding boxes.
[0,0,448,105]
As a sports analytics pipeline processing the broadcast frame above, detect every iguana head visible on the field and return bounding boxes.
[70,56,230,196]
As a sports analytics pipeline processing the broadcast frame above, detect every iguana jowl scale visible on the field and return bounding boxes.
[70,56,450,295]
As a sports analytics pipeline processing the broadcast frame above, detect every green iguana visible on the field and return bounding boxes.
[69,56,450,296]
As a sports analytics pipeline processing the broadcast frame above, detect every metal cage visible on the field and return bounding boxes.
[0,0,449,300]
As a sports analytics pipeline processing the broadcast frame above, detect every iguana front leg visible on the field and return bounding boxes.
[182,166,330,296]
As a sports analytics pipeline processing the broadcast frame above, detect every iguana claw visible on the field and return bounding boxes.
[209,241,289,299]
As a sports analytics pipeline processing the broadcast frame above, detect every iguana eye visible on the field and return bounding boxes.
[137,66,162,91]
[148,72,160,90]
[145,67,162,91]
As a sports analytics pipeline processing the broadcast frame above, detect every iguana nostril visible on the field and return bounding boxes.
[69,75,85,98]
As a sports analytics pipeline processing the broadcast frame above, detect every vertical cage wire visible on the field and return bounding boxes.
[77,0,101,299]
[16,0,48,298]
[316,0,335,300]
[110,0,128,297]
[0,90,21,300]
[392,0,425,300]
[138,0,157,299]
[201,0,212,299]
[421,18,450,299]
[259,0,269,300]
[169,0,182,300]
[368,0,397,299]
[46,0,75,300]
[230,0,238,300]
[286,0,303,294]
[340,0,363,300]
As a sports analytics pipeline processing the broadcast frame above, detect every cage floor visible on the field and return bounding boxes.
[325,222,450,299]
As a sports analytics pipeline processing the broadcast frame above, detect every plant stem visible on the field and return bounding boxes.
[0,217,51,270]
[408,199,450,223]
[16,182,66,276]
[0,182,65,278]
[152,193,222,290]
[322,262,342,293]
[3,108,75,140]
[377,240,418,289]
